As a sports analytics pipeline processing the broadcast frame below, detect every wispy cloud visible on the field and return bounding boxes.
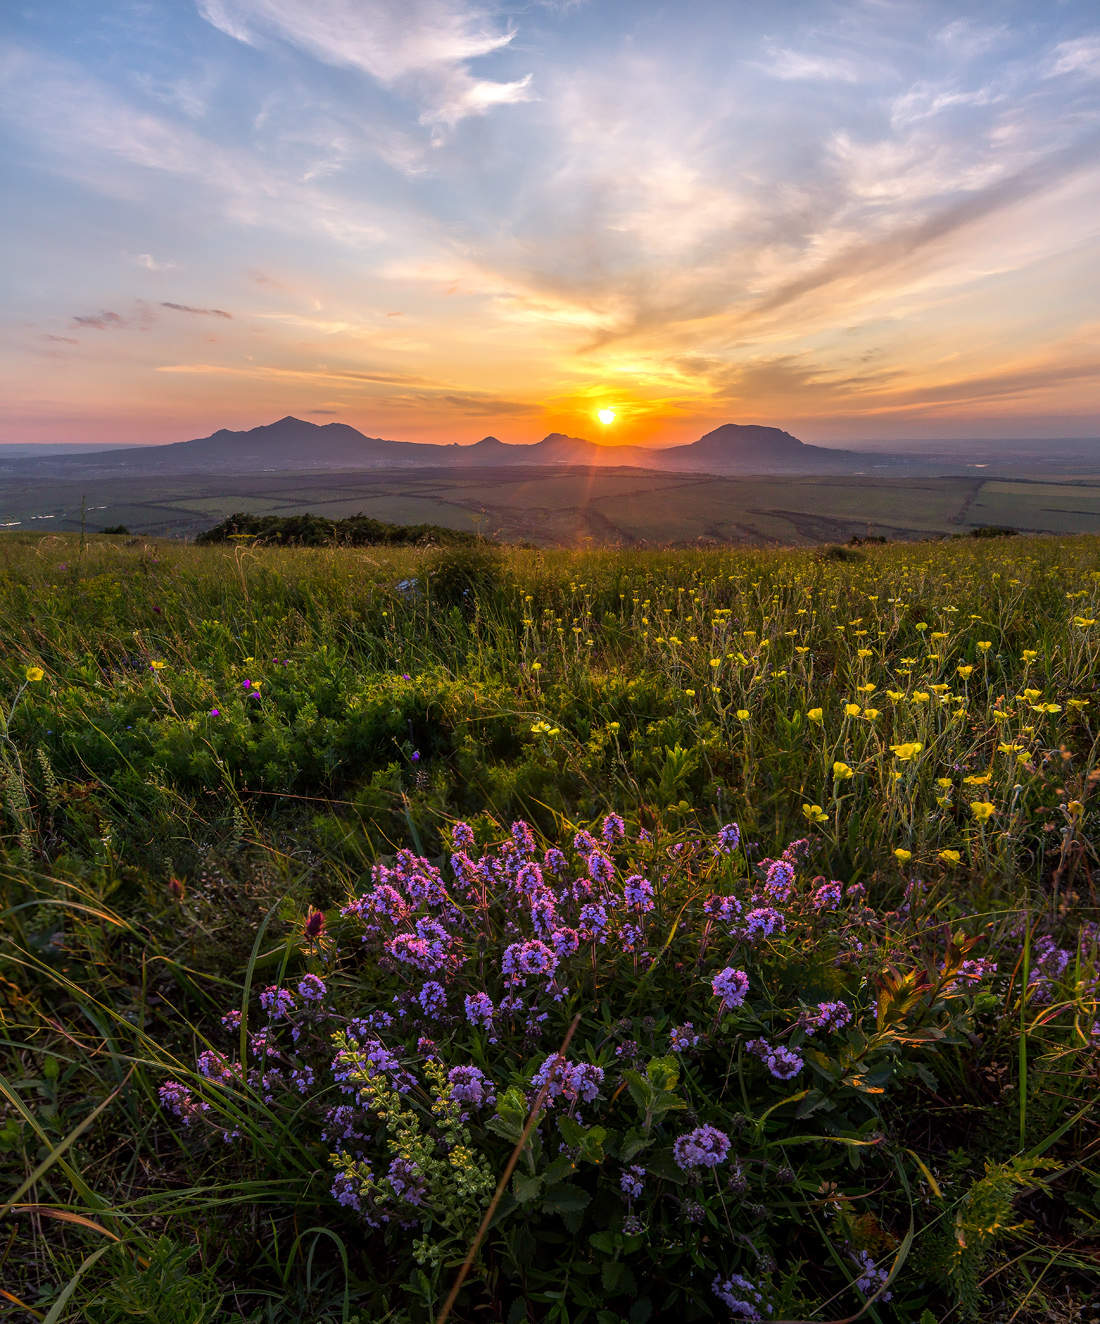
[759,47,861,83]
[195,0,535,127]
[72,310,127,330]
[161,301,233,318]
[136,253,177,271]
[1046,35,1100,79]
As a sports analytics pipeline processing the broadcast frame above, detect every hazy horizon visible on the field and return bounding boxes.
[2,1,1099,452]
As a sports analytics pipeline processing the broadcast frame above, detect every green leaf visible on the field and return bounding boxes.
[513,1171,544,1204]
[541,1183,592,1215]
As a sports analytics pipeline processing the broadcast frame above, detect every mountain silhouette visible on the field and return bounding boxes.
[0,416,943,478]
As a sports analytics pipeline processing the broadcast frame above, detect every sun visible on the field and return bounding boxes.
[596,407,616,425]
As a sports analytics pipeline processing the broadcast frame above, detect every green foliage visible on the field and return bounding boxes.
[196,510,478,547]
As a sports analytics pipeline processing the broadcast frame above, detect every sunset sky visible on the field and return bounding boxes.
[2,0,1099,448]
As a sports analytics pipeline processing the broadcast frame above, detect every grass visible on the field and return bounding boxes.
[0,530,1097,1322]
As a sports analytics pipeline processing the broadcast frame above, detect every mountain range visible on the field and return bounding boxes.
[0,416,972,478]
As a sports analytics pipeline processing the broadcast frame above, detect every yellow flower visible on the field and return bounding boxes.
[891,741,923,762]
[970,801,996,822]
[24,666,44,683]
[894,848,913,863]
[886,689,904,702]
[795,645,810,655]
[936,777,953,788]
[911,691,930,703]
[807,708,823,723]
[856,682,875,694]
[1067,698,1089,710]
[956,665,973,678]
[1073,616,1096,627]
[862,708,880,720]
[938,849,962,864]
[802,803,828,825]
[1066,800,1083,818]
[1021,649,1038,661]
[709,658,721,668]
[915,622,928,632]
[736,709,750,721]
[530,661,542,671]
[856,648,872,659]
[150,660,167,671]
[963,772,991,785]
[976,641,992,652]
[1022,688,1041,701]
[684,688,696,697]
[832,761,855,780]
[844,702,860,717]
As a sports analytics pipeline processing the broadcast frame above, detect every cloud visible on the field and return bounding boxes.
[309,408,339,415]
[72,310,127,330]
[758,46,860,83]
[44,334,79,344]
[161,301,233,318]
[195,0,535,127]
[136,253,177,270]
[1046,36,1100,79]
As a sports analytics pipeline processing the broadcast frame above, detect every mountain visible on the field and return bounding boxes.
[0,416,962,479]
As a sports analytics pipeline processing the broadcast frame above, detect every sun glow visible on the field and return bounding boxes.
[596,408,616,425]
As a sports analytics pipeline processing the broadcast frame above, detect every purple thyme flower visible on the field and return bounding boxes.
[716,822,742,853]
[297,973,327,1002]
[746,1039,804,1080]
[447,1065,496,1110]
[763,860,796,901]
[578,903,609,942]
[587,851,615,884]
[159,1080,209,1126]
[742,907,786,942]
[602,813,626,844]
[851,1249,892,1301]
[550,927,580,958]
[623,874,655,912]
[259,985,296,1020]
[704,894,743,925]
[811,879,843,910]
[573,829,599,854]
[418,980,446,1017]
[543,846,567,875]
[712,1273,771,1319]
[711,967,750,1010]
[502,939,559,985]
[669,1022,700,1052]
[464,991,494,1029]
[802,1000,852,1035]
[620,1165,645,1199]
[511,820,536,855]
[451,821,475,850]
[673,1124,731,1171]
[531,1055,604,1105]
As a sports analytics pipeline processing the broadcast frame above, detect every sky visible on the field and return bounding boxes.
[1,1,1099,450]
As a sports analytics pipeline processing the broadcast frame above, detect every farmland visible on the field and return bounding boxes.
[1,531,1098,1322]
[3,466,1100,544]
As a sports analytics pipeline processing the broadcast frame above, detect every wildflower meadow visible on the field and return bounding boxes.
[1,531,1097,1323]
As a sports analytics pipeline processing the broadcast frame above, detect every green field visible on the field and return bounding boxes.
[3,467,1100,544]
[1,532,1098,1322]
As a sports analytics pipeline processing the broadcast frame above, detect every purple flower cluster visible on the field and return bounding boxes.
[502,939,559,985]
[673,1124,731,1171]
[669,1022,700,1052]
[531,1054,604,1105]
[712,1273,771,1319]
[464,991,494,1029]
[447,1065,496,1111]
[802,1000,852,1035]
[623,874,655,912]
[746,1039,804,1081]
[716,822,741,853]
[711,967,750,1011]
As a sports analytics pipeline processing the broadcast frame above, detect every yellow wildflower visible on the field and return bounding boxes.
[807,708,823,724]
[891,742,923,762]
[832,761,855,780]
[802,803,828,825]
[970,801,996,822]
[25,666,44,683]
[938,849,962,864]
[894,848,913,863]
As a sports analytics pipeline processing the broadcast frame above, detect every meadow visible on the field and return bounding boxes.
[1,530,1098,1322]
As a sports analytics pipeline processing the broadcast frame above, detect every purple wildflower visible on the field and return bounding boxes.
[418,980,446,1017]
[447,1065,496,1110]
[531,1055,604,1104]
[620,1165,645,1199]
[602,813,626,844]
[578,903,609,942]
[511,820,536,855]
[711,967,750,1010]
[669,1022,700,1052]
[549,927,580,958]
[851,1249,892,1301]
[464,991,494,1029]
[159,1080,209,1126]
[763,860,796,901]
[712,1273,771,1319]
[802,1000,852,1034]
[812,880,843,910]
[586,851,615,884]
[297,973,327,1002]
[502,939,559,985]
[451,821,475,850]
[673,1124,731,1170]
[742,907,786,942]
[746,1039,804,1080]
[259,985,296,1020]
[623,874,655,912]
[716,822,741,853]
